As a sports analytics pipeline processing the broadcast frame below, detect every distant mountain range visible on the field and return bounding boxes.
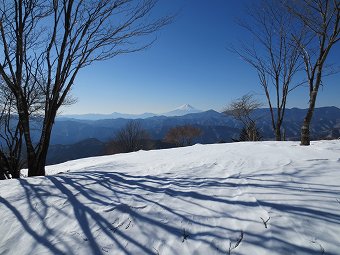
[59,104,202,120]
[58,112,158,120]
[43,106,340,164]
[48,106,340,144]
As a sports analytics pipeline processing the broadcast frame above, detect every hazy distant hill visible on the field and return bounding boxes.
[42,106,340,164]
[58,104,202,120]
[47,138,107,165]
[48,106,340,145]
[50,109,236,145]
[58,112,158,120]
[252,106,340,139]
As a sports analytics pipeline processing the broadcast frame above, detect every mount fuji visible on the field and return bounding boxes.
[162,104,202,117]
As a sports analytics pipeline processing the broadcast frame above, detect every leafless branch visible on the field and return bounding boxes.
[0,0,172,176]
[228,230,244,255]
[230,0,305,141]
[285,0,340,145]
[260,216,271,228]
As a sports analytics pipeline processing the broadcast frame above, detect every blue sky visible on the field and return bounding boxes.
[63,0,340,115]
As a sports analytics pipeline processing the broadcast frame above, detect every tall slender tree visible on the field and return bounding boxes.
[231,0,303,141]
[0,0,172,176]
[286,0,340,145]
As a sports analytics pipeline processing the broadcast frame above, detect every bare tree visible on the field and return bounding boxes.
[114,120,149,153]
[164,125,202,147]
[235,123,262,142]
[0,81,25,179]
[224,93,262,141]
[286,0,340,145]
[231,0,303,141]
[0,0,172,176]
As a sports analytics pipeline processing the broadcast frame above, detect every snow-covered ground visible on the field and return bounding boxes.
[1,141,340,255]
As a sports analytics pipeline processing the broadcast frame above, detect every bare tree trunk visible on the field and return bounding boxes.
[27,132,50,177]
[231,1,302,142]
[275,107,282,141]
[27,106,56,176]
[0,153,10,179]
[27,155,46,177]
[275,126,282,141]
[286,0,340,146]
[0,0,172,177]
[301,89,319,145]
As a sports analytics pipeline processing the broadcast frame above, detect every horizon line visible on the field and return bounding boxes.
[59,105,340,116]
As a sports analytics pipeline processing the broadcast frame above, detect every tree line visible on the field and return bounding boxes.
[106,120,203,155]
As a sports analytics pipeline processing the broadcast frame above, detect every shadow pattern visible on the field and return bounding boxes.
[1,161,340,254]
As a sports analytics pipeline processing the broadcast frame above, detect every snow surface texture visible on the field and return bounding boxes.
[1,141,340,255]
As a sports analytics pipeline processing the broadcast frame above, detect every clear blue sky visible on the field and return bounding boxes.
[63,0,340,115]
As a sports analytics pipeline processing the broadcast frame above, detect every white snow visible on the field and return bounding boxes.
[163,104,202,116]
[1,140,340,255]
[175,104,196,111]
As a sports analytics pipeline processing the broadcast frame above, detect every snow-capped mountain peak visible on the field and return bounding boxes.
[163,104,202,116]
[175,104,195,111]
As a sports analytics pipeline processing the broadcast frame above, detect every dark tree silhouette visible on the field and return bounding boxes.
[224,93,262,142]
[233,123,262,142]
[114,121,149,153]
[0,82,24,179]
[231,0,303,141]
[0,0,172,176]
[286,0,340,145]
[164,125,202,147]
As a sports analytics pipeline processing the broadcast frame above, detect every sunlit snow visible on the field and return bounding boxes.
[1,140,340,254]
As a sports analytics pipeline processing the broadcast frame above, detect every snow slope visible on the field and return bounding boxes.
[1,141,340,255]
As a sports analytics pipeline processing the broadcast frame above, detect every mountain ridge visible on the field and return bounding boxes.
[59,104,203,120]
[48,106,340,145]
[41,106,340,164]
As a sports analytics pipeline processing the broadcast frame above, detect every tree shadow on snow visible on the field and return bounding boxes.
[1,165,339,254]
